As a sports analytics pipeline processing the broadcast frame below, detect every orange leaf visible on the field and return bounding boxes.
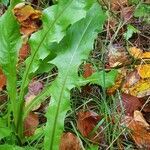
[24,112,39,137]
[77,110,105,144]
[59,132,81,150]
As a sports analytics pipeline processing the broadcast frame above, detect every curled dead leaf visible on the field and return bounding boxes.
[13,3,42,36]
[59,132,81,150]
[77,110,105,144]
[24,112,39,137]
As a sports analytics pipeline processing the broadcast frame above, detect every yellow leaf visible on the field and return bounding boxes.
[137,64,150,78]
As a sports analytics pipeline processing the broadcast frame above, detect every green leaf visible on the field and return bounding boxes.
[0,0,9,6]
[123,24,140,40]
[43,3,106,150]
[134,3,150,23]
[0,118,12,140]
[20,0,92,99]
[0,1,22,125]
[19,0,95,122]
[18,0,97,137]
[79,70,118,88]
[0,145,24,150]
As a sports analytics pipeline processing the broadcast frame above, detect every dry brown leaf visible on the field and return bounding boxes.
[118,93,142,116]
[134,110,149,127]
[126,111,150,149]
[19,43,30,60]
[24,112,39,136]
[59,132,81,150]
[13,3,42,36]
[107,44,130,68]
[0,68,6,91]
[83,63,94,78]
[77,110,105,144]
[102,0,128,11]
[137,64,150,79]
[121,6,133,22]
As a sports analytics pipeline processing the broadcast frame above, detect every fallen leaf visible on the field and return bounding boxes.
[77,110,105,144]
[129,47,150,59]
[137,64,150,79]
[83,63,94,78]
[107,73,124,95]
[123,78,150,98]
[107,44,130,68]
[19,42,30,60]
[13,3,42,36]
[126,111,150,149]
[0,68,6,91]
[59,132,81,150]
[24,112,39,137]
[129,47,143,59]
[121,6,133,22]
[119,93,142,116]
[141,52,150,59]
[134,110,149,127]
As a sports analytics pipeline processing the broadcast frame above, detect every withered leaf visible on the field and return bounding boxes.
[77,110,105,144]
[126,111,150,149]
[59,132,81,150]
[83,63,94,78]
[107,44,130,68]
[13,3,42,36]
[19,42,30,60]
[120,93,142,116]
[0,68,6,91]
[24,112,39,137]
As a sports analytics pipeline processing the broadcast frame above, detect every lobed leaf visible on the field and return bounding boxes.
[43,3,106,150]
